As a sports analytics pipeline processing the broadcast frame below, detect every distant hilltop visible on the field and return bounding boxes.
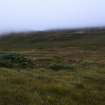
[0,26,105,51]
[1,26,105,36]
[46,26,105,33]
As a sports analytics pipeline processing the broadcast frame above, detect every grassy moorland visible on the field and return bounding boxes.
[0,29,105,105]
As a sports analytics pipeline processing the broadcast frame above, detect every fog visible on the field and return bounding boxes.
[0,0,105,32]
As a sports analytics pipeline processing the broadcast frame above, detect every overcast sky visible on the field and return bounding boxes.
[0,0,105,32]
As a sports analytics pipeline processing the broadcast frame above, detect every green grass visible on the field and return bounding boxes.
[0,67,105,105]
[0,30,105,104]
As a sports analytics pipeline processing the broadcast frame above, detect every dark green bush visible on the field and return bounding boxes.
[0,53,33,68]
[48,63,74,71]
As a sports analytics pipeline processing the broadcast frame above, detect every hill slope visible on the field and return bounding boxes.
[0,29,105,50]
[0,28,105,105]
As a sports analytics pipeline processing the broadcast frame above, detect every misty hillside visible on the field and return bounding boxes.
[0,28,105,50]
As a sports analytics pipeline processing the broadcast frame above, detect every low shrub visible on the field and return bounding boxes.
[48,63,74,71]
[0,53,33,68]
